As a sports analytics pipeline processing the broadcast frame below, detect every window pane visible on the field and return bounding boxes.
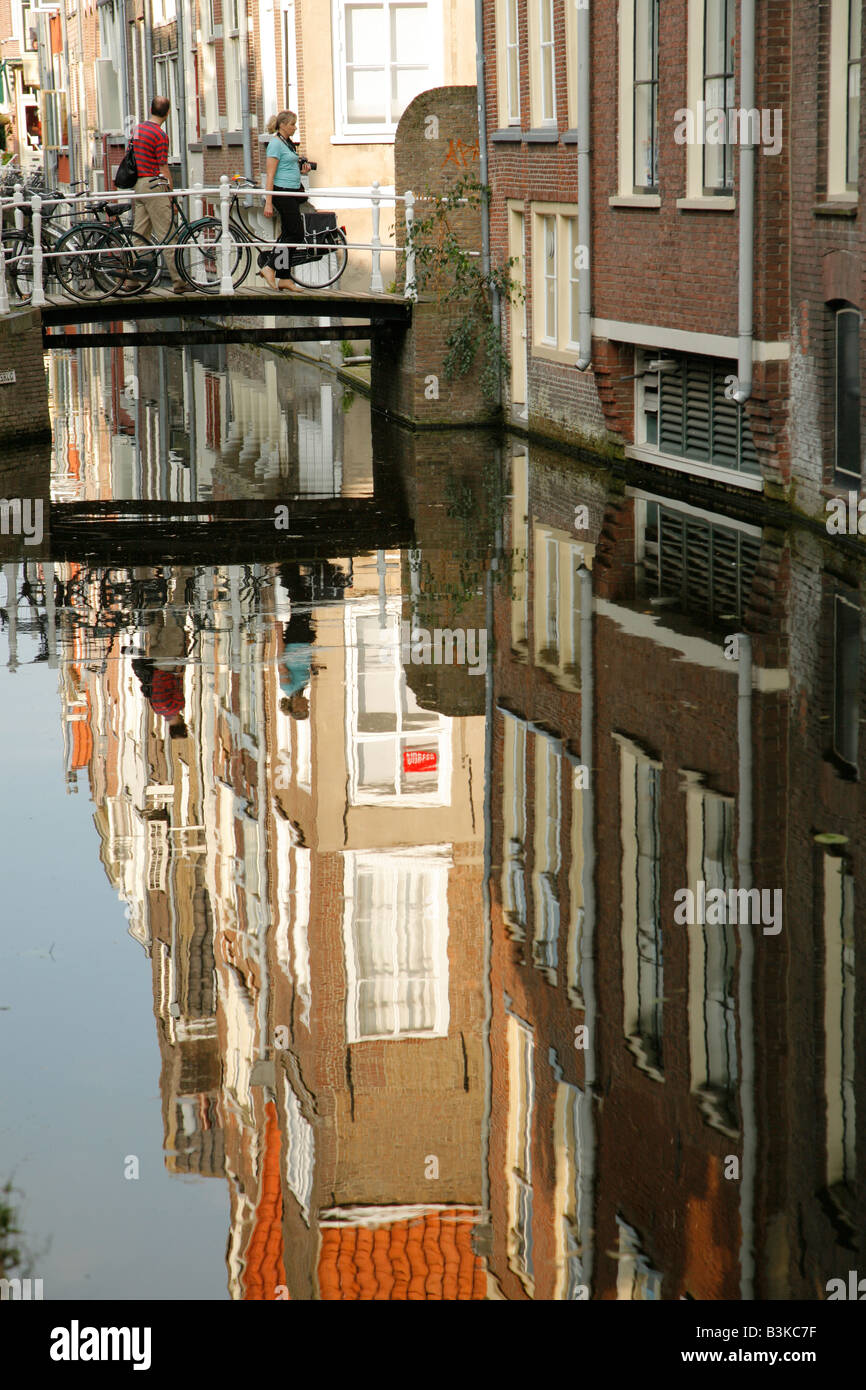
[391,65,429,121]
[391,3,427,61]
[347,67,386,122]
[346,4,385,63]
[508,48,520,120]
[634,84,655,187]
[704,0,728,73]
[834,596,860,767]
[540,0,554,46]
[836,308,861,478]
[359,739,396,792]
[541,45,555,121]
[847,60,861,185]
[634,0,655,82]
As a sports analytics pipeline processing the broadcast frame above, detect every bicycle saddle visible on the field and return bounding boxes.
[93,199,132,216]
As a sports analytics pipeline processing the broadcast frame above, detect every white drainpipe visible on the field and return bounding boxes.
[733,0,756,403]
[576,0,592,370]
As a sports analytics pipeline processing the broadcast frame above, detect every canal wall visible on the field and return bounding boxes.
[0,308,51,446]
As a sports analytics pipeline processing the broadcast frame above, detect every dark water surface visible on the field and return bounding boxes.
[1,342,863,1300]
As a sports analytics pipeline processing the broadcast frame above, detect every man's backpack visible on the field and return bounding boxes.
[114,140,138,190]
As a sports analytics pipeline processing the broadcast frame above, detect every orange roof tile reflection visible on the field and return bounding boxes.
[242,1101,287,1300]
[318,1210,487,1301]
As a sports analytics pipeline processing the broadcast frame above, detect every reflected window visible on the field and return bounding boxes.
[616,735,663,1078]
[506,1014,535,1293]
[638,499,762,626]
[684,777,738,1132]
[511,450,529,654]
[346,602,450,805]
[616,1216,662,1299]
[283,1074,315,1224]
[501,710,528,938]
[343,850,450,1041]
[567,762,586,1009]
[554,1083,585,1299]
[532,731,562,978]
[835,305,861,482]
[822,850,856,1225]
[533,524,592,688]
[833,593,860,772]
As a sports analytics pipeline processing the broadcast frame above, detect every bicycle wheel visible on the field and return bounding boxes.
[175,217,251,293]
[108,230,161,296]
[1,230,34,304]
[53,222,130,301]
[289,226,348,290]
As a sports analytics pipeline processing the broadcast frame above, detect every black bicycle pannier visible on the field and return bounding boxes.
[114,142,138,190]
[295,210,338,264]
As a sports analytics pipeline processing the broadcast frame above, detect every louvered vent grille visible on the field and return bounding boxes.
[656,356,761,477]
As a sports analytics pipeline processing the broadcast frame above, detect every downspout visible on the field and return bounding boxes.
[474,0,500,398]
[239,0,254,180]
[143,0,154,103]
[175,0,189,190]
[578,564,597,1290]
[732,0,756,403]
[116,0,130,136]
[736,635,756,1299]
[576,0,592,370]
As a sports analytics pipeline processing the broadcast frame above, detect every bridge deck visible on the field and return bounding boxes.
[40,284,414,326]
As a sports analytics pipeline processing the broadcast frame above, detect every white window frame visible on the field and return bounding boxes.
[528,0,557,128]
[342,848,451,1042]
[829,0,862,199]
[532,729,562,979]
[224,0,244,132]
[496,0,522,127]
[154,54,180,151]
[530,204,581,360]
[331,0,444,143]
[614,0,662,206]
[565,0,579,129]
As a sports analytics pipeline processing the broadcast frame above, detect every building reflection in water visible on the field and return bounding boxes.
[1,345,862,1301]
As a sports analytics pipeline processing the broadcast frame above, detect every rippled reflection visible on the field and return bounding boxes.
[0,345,863,1300]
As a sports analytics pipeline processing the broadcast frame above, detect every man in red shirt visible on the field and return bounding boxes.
[126,96,185,293]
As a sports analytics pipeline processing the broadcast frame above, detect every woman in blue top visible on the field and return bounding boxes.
[260,110,311,291]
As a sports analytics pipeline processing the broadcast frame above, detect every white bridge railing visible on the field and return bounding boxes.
[0,175,422,314]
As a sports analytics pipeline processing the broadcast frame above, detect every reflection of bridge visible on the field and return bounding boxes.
[41,287,413,350]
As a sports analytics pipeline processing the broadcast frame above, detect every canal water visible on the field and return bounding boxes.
[0,341,862,1301]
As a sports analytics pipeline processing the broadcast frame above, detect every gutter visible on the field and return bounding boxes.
[733,0,756,403]
[576,0,591,370]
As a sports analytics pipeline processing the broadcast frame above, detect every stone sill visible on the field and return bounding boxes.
[490,127,523,142]
[226,132,245,147]
[523,127,559,143]
[676,196,736,211]
[814,200,858,218]
[202,133,223,148]
[561,129,580,145]
[626,443,764,490]
[609,194,661,208]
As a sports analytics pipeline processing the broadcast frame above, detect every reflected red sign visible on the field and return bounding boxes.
[403,749,438,774]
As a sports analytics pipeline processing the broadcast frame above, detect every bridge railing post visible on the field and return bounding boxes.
[369,180,384,294]
[30,194,46,307]
[191,181,204,282]
[403,190,416,301]
[0,234,9,315]
[13,183,24,232]
[219,176,234,296]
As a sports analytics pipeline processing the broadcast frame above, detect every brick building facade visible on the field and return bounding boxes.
[482,1,866,524]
